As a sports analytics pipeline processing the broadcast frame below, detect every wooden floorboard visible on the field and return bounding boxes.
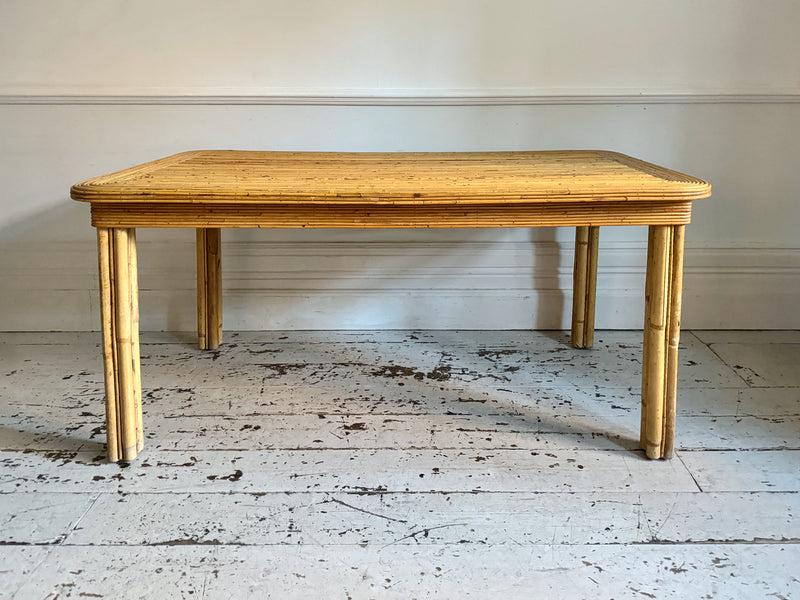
[3,545,798,599]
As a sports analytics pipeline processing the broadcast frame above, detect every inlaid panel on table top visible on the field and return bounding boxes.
[70,150,711,205]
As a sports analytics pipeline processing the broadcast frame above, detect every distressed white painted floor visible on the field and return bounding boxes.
[1,330,798,599]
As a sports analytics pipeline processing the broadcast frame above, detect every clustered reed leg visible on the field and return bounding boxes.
[197,228,222,350]
[571,225,599,349]
[641,225,685,459]
[97,227,143,462]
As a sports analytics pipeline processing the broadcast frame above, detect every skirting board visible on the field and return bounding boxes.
[1,241,797,331]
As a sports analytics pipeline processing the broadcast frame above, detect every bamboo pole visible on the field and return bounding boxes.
[112,228,138,460]
[196,229,208,349]
[197,229,223,349]
[571,227,588,347]
[197,228,222,350]
[662,225,685,458]
[585,225,599,346]
[641,228,654,451]
[571,226,599,348]
[641,225,671,459]
[206,228,223,349]
[97,228,121,462]
[128,229,143,452]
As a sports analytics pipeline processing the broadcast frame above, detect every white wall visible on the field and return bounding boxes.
[3,0,799,96]
[1,0,799,331]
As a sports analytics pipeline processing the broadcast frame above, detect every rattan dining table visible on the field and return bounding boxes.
[71,150,711,463]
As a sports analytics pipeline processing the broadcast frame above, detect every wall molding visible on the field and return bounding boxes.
[2,92,799,107]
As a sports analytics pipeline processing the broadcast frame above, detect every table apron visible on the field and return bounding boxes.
[90,200,692,228]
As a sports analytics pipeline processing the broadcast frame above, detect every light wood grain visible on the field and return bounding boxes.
[206,229,222,349]
[196,228,222,350]
[196,230,208,350]
[571,225,599,349]
[641,225,684,459]
[128,229,143,452]
[106,228,142,461]
[71,150,712,205]
[663,226,685,458]
[89,200,694,229]
[75,150,708,229]
[96,228,121,462]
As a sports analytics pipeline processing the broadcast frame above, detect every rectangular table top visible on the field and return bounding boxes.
[71,150,711,205]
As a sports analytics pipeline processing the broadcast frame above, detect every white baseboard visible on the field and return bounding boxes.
[1,240,797,331]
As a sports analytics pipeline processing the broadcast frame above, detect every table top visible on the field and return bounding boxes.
[71,150,711,206]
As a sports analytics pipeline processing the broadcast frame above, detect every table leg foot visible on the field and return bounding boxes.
[97,227,143,462]
[571,225,599,349]
[641,225,684,459]
[197,228,222,350]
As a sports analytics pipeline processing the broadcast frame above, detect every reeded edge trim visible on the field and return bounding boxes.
[89,200,694,229]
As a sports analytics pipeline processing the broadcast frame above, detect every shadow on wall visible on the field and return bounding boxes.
[530,228,566,336]
[0,195,578,332]
[220,227,576,331]
[0,201,97,331]
[0,199,193,332]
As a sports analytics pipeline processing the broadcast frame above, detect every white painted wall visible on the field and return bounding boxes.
[3,0,799,96]
[1,0,798,331]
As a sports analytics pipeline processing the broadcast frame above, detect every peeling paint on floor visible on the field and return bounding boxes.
[1,329,798,598]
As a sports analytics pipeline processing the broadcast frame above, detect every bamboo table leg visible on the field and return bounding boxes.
[641,225,685,459]
[197,228,222,350]
[571,225,599,349]
[97,227,143,462]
